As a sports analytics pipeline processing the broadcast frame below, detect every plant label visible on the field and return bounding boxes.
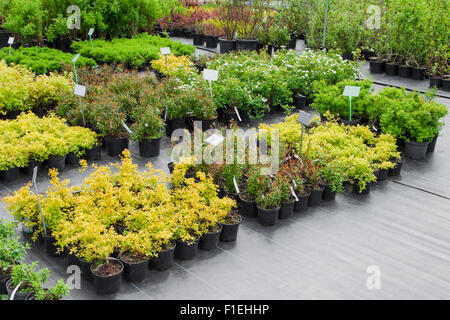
[160,47,171,55]
[88,28,95,36]
[290,186,299,202]
[297,111,314,127]
[234,107,242,121]
[74,84,86,97]
[343,85,361,97]
[233,176,240,194]
[203,69,219,82]
[32,166,38,185]
[164,107,168,122]
[292,179,297,188]
[122,121,133,135]
[205,133,224,146]
[7,37,14,45]
[72,54,80,64]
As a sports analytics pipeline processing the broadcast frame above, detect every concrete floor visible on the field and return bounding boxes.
[0,42,449,300]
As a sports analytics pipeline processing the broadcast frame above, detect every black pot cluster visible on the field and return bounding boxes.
[369,61,442,86]
[402,135,438,160]
[239,185,335,227]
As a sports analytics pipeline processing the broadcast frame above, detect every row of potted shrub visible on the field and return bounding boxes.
[3,151,242,295]
[0,113,98,183]
[0,220,69,300]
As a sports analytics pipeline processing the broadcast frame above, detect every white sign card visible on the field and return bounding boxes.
[233,176,240,194]
[88,28,95,36]
[234,107,242,122]
[205,133,224,146]
[297,111,314,127]
[160,47,171,55]
[203,69,219,82]
[343,85,361,97]
[8,37,14,45]
[74,84,86,97]
[72,54,80,64]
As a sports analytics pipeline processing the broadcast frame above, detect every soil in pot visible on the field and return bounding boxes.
[105,136,129,157]
[385,63,399,76]
[294,191,311,213]
[175,237,200,260]
[279,199,295,219]
[91,259,124,295]
[308,186,325,206]
[119,252,150,283]
[149,241,176,271]
[219,38,236,54]
[399,65,412,78]
[199,224,223,250]
[139,137,162,157]
[257,206,280,226]
[239,192,257,218]
[220,212,242,242]
[322,186,337,201]
[0,167,20,183]
[85,144,102,161]
[427,135,438,153]
[404,140,429,160]
[6,279,33,300]
[47,155,67,172]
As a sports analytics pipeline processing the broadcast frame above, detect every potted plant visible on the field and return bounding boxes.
[302,159,324,206]
[219,210,242,242]
[274,173,295,220]
[271,22,290,52]
[216,0,238,53]
[321,163,345,201]
[239,167,270,218]
[256,188,281,226]
[193,21,205,46]
[190,86,218,130]
[234,0,265,51]
[131,108,164,158]
[292,174,310,213]
[214,78,250,124]
[202,20,223,49]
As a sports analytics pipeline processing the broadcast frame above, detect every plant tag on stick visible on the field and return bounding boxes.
[160,47,171,55]
[233,176,240,194]
[203,69,219,81]
[74,84,86,97]
[88,28,95,36]
[32,166,38,186]
[72,54,80,64]
[205,133,224,146]
[290,186,299,202]
[292,179,297,188]
[122,121,133,135]
[8,37,14,45]
[164,107,168,122]
[234,107,242,121]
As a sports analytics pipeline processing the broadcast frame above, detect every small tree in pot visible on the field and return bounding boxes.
[131,108,165,158]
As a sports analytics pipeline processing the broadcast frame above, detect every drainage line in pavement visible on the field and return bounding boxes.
[388,179,450,200]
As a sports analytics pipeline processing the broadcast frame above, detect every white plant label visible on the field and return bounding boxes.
[32,166,38,185]
[343,85,361,97]
[88,28,95,36]
[290,186,299,202]
[72,54,80,64]
[292,179,297,188]
[203,69,219,82]
[74,84,86,97]
[234,107,242,122]
[233,176,240,194]
[160,47,171,55]
[8,37,14,45]
[205,133,224,146]
[122,121,133,135]
[164,107,168,122]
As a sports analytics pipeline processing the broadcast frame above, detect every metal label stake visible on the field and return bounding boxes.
[297,111,314,156]
[74,84,87,126]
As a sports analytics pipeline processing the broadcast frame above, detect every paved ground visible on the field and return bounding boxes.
[1,42,449,300]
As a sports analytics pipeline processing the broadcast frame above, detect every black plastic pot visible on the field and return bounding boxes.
[205,35,218,48]
[385,63,399,76]
[222,109,249,124]
[257,206,280,226]
[65,248,80,266]
[308,187,324,206]
[47,155,67,172]
[442,79,450,92]
[138,137,161,157]
[119,253,150,283]
[0,167,20,182]
[6,279,31,300]
[427,135,438,153]
[220,214,242,242]
[219,38,236,54]
[429,77,442,88]
[166,118,185,137]
[239,194,257,217]
[66,152,80,166]
[339,118,360,126]
[294,192,310,213]
[91,258,123,295]
[236,38,258,51]
[175,238,200,260]
[85,144,102,161]
[322,186,337,201]
[192,33,204,46]
[22,160,42,177]
[79,258,94,280]
[342,52,354,61]
[388,157,403,177]
[199,224,223,250]
[105,136,129,157]
[149,242,176,271]
[399,65,412,78]
[404,140,429,160]
[374,168,389,181]
[369,61,385,73]
[0,274,10,294]
[279,200,295,219]
[353,182,371,195]
[293,94,306,109]
[43,234,63,257]
[412,67,426,80]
